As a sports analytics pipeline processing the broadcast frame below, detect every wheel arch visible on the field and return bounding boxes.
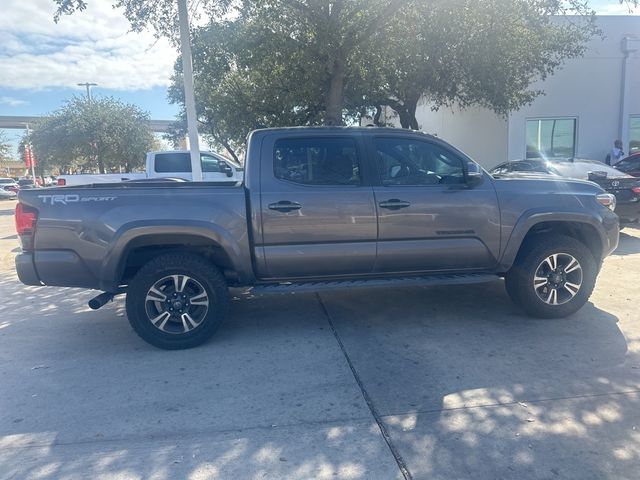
[99,222,253,290]
[499,212,607,273]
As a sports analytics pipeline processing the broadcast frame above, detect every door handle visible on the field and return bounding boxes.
[268,201,303,212]
[379,199,411,210]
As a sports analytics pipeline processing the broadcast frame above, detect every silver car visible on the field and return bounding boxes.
[0,178,18,199]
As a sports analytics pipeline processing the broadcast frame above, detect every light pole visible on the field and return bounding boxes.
[77,82,98,101]
[177,0,203,181]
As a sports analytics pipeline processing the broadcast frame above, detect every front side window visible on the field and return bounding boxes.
[201,155,223,173]
[526,118,576,159]
[274,137,360,186]
[375,137,465,186]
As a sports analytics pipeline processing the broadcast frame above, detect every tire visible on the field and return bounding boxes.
[125,253,229,349]
[505,234,597,319]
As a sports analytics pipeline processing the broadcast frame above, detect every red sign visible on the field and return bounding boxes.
[24,145,32,168]
[24,145,37,168]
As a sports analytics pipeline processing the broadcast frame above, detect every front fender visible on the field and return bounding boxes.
[497,208,616,272]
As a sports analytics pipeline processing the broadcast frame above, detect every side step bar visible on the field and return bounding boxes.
[243,273,500,296]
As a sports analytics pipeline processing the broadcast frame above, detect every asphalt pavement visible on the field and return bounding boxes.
[1,199,639,479]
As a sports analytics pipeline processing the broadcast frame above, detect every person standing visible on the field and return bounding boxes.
[605,140,625,165]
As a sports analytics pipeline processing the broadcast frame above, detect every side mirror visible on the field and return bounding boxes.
[466,162,483,185]
[221,162,234,178]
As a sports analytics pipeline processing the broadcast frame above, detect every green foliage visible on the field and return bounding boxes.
[364,0,601,127]
[29,96,155,174]
[53,0,639,135]
[0,132,11,161]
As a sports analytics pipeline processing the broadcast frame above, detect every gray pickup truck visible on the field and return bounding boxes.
[15,127,620,349]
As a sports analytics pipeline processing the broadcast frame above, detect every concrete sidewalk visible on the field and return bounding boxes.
[1,200,639,479]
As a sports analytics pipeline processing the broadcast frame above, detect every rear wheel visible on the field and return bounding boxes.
[505,235,597,318]
[126,253,229,349]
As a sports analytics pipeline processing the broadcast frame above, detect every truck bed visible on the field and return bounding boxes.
[17,182,252,291]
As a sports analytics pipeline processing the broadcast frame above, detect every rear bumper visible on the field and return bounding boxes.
[15,250,99,289]
[15,253,41,286]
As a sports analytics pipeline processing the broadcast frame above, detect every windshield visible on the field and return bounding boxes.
[0,179,15,184]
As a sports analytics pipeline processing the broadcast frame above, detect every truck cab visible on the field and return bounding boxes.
[146,151,243,183]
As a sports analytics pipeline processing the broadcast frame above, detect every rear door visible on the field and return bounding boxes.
[257,134,377,278]
[370,134,501,273]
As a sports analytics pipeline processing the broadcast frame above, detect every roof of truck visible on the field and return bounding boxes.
[250,126,438,138]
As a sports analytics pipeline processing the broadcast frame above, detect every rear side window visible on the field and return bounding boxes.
[274,137,361,186]
[155,153,191,173]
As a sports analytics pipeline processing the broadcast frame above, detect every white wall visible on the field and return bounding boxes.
[383,102,508,168]
[414,104,508,168]
[507,16,640,162]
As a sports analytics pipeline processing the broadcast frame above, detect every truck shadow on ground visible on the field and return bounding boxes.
[1,272,638,479]
[614,230,640,255]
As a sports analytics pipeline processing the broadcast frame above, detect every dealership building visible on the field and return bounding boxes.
[384,16,640,169]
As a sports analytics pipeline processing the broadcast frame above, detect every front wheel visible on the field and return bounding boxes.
[126,253,230,349]
[505,235,598,318]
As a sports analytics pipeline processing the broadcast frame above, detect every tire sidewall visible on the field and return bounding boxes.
[126,255,228,349]
[507,235,597,318]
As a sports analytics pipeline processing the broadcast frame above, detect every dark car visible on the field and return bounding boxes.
[17,179,39,189]
[614,153,640,178]
[491,159,640,227]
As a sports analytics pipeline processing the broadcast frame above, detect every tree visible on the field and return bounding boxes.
[0,132,11,161]
[365,0,601,128]
[167,19,332,160]
[29,96,155,174]
[54,0,639,129]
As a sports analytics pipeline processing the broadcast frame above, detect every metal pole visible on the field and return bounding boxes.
[77,83,97,102]
[177,0,203,181]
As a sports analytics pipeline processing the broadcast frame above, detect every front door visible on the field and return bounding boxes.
[370,135,501,273]
[258,135,377,278]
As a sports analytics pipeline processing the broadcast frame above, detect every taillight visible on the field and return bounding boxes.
[596,193,616,211]
[15,203,38,250]
[57,178,66,186]
[632,186,640,195]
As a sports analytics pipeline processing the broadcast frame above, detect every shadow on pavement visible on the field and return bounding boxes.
[0,274,399,479]
[0,270,638,478]
[319,281,639,479]
[614,230,640,255]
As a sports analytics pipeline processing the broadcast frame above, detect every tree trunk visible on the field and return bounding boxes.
[386,97,420,130]
[373,106,383,126]
[97,155,105,174]
[406,97,419,130]
[324,58,345,126]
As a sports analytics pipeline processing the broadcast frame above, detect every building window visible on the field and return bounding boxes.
[630,116,640,154]
[526,118,577,159]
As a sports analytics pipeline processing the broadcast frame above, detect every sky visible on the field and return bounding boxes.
[0,0,638,157]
